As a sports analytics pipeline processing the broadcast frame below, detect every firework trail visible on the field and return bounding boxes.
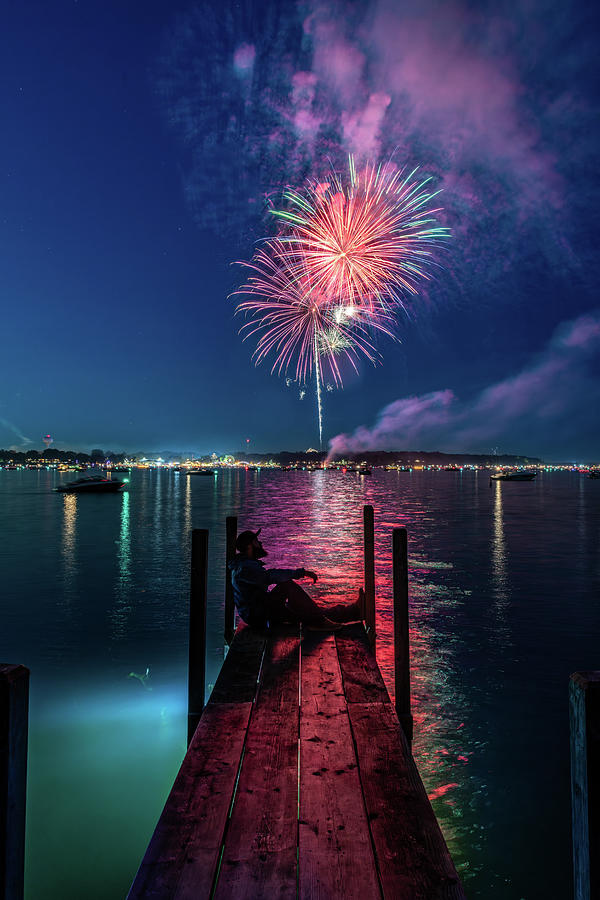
[234,241,393,445]
[234,157,448,446]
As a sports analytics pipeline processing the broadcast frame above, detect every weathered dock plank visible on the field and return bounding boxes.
[128,702,252,900]
[208,625,266,703]
[349,702,465,899]
[128,625,266,899]
[214,633,300,900]
[335,622,390,704]
[299,634,381,898]
[130,618,465,900]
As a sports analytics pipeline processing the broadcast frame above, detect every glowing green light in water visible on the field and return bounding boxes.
[128,667,152,691]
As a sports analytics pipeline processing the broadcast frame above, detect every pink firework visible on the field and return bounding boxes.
[233,240,393,387]
[272,156,449,315]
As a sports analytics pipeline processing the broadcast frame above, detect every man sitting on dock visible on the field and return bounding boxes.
[229,528,364,631]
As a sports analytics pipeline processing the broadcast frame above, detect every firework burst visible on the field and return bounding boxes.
[233,157,449,446]
[272,156,449,315]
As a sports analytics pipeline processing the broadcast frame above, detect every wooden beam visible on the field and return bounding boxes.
[393,528,413,744]
[188,529,208,746]
[127,702,253,900]
[209,624,266,704]
[363,505,376,648]
[335,623,390,705]
[348,701,466,899]
[570,671,600,900]
[0,664,29,900]
[214,634,300,899]
[299,634,381,898]
[224,516,238,646]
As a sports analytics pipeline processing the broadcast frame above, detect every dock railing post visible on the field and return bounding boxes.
[570,671,600,900]
[224,516,238,646]
[188,529,208,746]
[363,505,376,649]
[393,528,413,745]
[1,664,29,900]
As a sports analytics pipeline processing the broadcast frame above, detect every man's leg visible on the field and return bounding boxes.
[268,581,337,627]
[324,589,365,623]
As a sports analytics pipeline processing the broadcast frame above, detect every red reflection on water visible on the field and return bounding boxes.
[226,468,471,870]
[428,783,459,801]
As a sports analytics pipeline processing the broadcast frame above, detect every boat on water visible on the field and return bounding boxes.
[588,471,600,479]
[56,476,126,493]
[186,469,216,476]
[490,471,537,482]
[358,467,372,475]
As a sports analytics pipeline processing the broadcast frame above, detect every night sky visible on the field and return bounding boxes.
[2,0,599,461]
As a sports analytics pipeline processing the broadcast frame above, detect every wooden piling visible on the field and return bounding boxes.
[570,671,600,900]
[393,528,413,745]
[0,664,29,900]
[188,529,208,746]
[363,505,376,648]
[224,516,238,646]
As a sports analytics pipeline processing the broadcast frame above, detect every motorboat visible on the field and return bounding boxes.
[358,467,372,475]
[187,469,216,476]
[56,476,126,493]
[588,470,600,479]
[490,471,537,482]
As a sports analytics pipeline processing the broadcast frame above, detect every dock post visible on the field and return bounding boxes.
[570,671,600,900]
[363,505,376,648]
[392,529,413,745]
[188,529,208,746]
[224,516,238,646]
[0,664,29,900]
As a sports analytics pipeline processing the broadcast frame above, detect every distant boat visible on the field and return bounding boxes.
[187,469,216,476]
[490,471,537,482]
[107,466,129,473]
[588,471,600,480]
[358,467,372,475]
[56,476,126,493]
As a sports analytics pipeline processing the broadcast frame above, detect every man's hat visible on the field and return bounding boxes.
[235,528,262,552]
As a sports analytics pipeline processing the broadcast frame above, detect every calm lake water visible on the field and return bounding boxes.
[1,467,599,899]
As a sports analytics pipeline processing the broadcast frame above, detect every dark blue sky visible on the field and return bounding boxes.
[2,0,599,461]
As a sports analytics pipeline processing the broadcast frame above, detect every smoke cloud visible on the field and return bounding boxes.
[0,417,33,449]
[156,0,592,289]
[328,312,600,458]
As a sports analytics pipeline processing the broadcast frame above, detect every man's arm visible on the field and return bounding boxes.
[265,567,319,584]
[264,566,307,585]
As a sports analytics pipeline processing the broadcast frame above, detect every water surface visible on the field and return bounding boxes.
[1,467,598,898]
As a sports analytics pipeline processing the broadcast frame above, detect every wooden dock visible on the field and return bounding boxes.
[128,517,466,900]
[128,512,465,898]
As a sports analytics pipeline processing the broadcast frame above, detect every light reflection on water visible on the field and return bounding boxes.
[1,467,599,899]
[60,494,77,602]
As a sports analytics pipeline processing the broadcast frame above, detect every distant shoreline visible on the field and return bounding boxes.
[0,446,549,467]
